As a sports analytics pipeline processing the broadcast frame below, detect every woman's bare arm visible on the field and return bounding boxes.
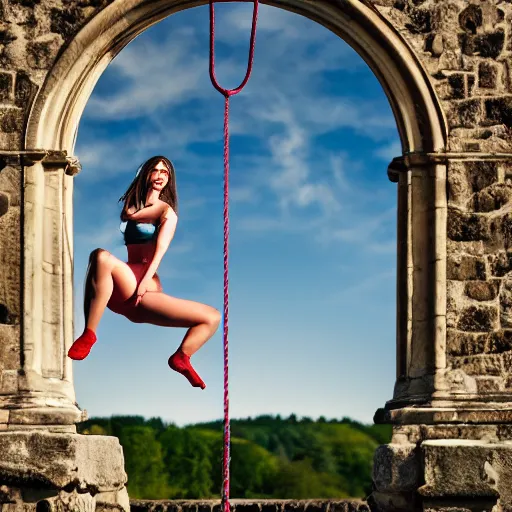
[122,202,166,223]
[142,206,178,280]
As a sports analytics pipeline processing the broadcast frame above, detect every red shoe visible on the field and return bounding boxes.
[68,328,97,360]
[168,349,206,389]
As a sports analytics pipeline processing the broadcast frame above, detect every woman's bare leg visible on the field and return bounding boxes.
[69,248,137,360]
[136,292,221,355]
[84,249,113,332]
[134,292,221,388]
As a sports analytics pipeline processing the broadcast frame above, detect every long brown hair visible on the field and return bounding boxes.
[119,156,178,219]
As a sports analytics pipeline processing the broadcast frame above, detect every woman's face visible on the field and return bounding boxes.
[148,160,170,192]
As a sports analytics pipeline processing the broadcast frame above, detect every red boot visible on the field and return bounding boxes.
[68,328,97,360]
[168,349,206,389]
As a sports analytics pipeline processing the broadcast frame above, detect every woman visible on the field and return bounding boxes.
[68,156,221,390]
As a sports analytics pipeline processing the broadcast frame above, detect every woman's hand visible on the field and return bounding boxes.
[135,277,152,306]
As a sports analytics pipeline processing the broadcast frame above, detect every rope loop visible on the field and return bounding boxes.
[209,0,259,97]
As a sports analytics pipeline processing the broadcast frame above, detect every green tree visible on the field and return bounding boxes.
[118,426,168,499]
[159,426,214,498]
[272,459,349,499]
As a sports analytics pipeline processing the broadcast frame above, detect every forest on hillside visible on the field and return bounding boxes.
[78,415,392,500]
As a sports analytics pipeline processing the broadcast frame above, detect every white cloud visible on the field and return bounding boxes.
[86,28,208,119]
[76,3,399,261]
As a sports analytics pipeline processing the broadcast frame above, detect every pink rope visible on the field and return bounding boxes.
[208,2,259,511]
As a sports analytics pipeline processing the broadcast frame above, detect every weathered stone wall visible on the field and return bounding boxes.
[0,163,21,401]
[368,0,512,397]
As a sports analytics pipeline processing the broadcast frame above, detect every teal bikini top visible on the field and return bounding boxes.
[121,220,157,245]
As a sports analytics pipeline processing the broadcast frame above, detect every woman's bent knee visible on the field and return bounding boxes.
[90,248,112,267]
[207,308,221,329]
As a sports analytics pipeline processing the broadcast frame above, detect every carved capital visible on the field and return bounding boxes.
[0,150,83,176]
[38,151,81,176]
[387,156,407,183]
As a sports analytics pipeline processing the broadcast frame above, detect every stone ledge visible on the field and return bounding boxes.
[419,440,512,506]
[129,501,370,512]
[7,407,83,425]
[375,406,512,425]
[0,432,127,493]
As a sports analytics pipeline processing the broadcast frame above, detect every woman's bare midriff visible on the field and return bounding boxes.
[107,242,163,319]
[126,242,163,289]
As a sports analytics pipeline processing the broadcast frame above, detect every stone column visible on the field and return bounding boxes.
[0,151,129,512]
[379,154,446,412]
[0,151,82,430]
[372,153,512,512]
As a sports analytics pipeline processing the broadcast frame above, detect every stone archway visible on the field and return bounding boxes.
[24,0,448,416]
[1,0,512,511]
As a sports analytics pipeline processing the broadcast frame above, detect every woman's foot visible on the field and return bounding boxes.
[68,328,97,360]
[168,349,206,389]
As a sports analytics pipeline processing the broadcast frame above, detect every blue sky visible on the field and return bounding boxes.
[72,3,400,426]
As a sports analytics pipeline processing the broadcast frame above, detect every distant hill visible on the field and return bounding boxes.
[77,414,391,500]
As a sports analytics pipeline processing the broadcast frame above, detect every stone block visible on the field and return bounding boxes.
[474,183,512,212]
[447,162,471,207]
[457,305,498,332]
[447,74,464,99]
[50,7,84,40]
[8,408,83,425]
[474,376,503,393]
[445,368,478,394]
[420,440,512,508]
[372,443,420,493]
[423,498,496,512]
[485,97,512,127]
[0,72,13,103]
[447,209,488,242]
[464,280,499,301]
[489,251,512,277]
[479,62,498,89]
[450,354,502,376]
[487,330,512,353]
[449,99,483,128]
[0,432,127,492]
[0,370,18,394]
[467,161,498,192]
[405,8,431,34]
[0,108,22,134]
[0,166,21,207]
[500,280,512,327]
[14,71,36,109]
[447,255,486,280]
[492,212,512,250]
[446,330,486,357]
[0,324,20,372]
[0,208,20,322]
[467,74,475,96]
[26,34,62,70]
[459,5,483,32]
[0,192,8,216]
[460,30,505,59]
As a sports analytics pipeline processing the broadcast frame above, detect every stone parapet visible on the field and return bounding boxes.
[129,501,370,512]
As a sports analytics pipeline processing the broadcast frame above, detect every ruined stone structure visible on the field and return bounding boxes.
[0,0,511,510]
